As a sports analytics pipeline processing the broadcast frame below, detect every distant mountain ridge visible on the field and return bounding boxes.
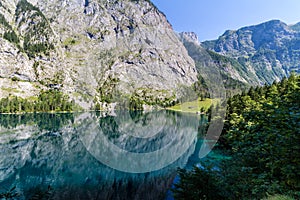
[201,20,300,84]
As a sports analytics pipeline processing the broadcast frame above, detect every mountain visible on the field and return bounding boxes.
[179,32,252,95]
[0,0,197,110]
[202,20,300,84]
[2,1,299,111]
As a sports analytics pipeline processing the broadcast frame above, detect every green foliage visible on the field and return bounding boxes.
[32,61,39,78]
[0,13,12,30]
[173,74,300,199]
[207,50,251,92]
[16,0,42,16]
[127,89,176,110]
[207,50,233,63]
[62,37,77,47]
[172,167,225,200]
[3,31,19,44]
[129,95,144,110]
[182,36,249,96]
[23,34,54,58]
[98,75,120,103]
[0,13,20,49]
[0,90,76,113]
[225,74,300,198]
[16,0,54,58]
[94,102,101,111]
[168,98,217,113]
[96,75,176,110]
[192,74,210,99]
[35,90,75,112]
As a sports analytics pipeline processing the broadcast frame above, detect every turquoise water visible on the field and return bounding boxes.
[0,111,211,200]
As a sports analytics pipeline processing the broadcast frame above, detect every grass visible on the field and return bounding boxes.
[27,96,38,101]
[62,37,80,46]
[167,98,218,113]
[1,87,22,93]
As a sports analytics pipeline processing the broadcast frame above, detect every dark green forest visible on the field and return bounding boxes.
[173,74,300,199]
[0,90,75,113]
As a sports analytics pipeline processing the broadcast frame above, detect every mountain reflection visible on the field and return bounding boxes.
[0,111,206,200]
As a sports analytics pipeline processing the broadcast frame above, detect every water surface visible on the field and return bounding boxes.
[0,110,210,199]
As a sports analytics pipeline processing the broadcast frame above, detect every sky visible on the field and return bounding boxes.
[151,0,300,41]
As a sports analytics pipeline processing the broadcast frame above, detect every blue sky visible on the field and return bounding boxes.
[151,0,300,41]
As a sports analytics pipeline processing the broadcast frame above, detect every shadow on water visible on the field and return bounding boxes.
[0,110,210,200]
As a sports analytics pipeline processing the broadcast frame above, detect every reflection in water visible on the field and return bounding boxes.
[0,113,74,131]
[80,110,199,173]
[0,111,207,199]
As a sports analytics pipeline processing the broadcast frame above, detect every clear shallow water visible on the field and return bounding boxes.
[0,110,211,200]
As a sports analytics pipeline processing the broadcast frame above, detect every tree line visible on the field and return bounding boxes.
[173,73,300,199]
[0,90,75,113]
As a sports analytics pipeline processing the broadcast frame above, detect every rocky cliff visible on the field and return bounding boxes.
[0,0,197,109]
[179,32,252,94]
[202,20,300,84]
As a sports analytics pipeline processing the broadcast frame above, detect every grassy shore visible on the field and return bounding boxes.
[167,98,218,113]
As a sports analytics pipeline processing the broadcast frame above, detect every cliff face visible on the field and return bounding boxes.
[0,0,197,109]
[202,20,300,84]
[179,32,253,94]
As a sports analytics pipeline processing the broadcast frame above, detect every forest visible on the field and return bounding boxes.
[0,89,75,113]
[173,74,300,199]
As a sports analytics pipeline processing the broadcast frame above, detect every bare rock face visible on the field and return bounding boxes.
[202,20,300,84]
[0,0,197,109]
[179,32,200,45]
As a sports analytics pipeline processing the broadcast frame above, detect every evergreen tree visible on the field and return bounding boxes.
[0,90,76,113]
[173,74,300,199]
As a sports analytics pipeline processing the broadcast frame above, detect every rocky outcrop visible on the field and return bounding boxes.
[0,0,197,109]
[179,32,251,94]
[179,32,200,45]
[202,20,300,84]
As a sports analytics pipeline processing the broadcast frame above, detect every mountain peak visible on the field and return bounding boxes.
[179,32,200,45]
[262,19,285,25]
[253,19,288,30]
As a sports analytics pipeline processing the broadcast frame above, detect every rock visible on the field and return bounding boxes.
[0,0,198,110]
[179,32,200,45]
[202,20,300,84]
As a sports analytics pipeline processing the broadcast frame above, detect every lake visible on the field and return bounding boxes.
[0,110,215,200]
